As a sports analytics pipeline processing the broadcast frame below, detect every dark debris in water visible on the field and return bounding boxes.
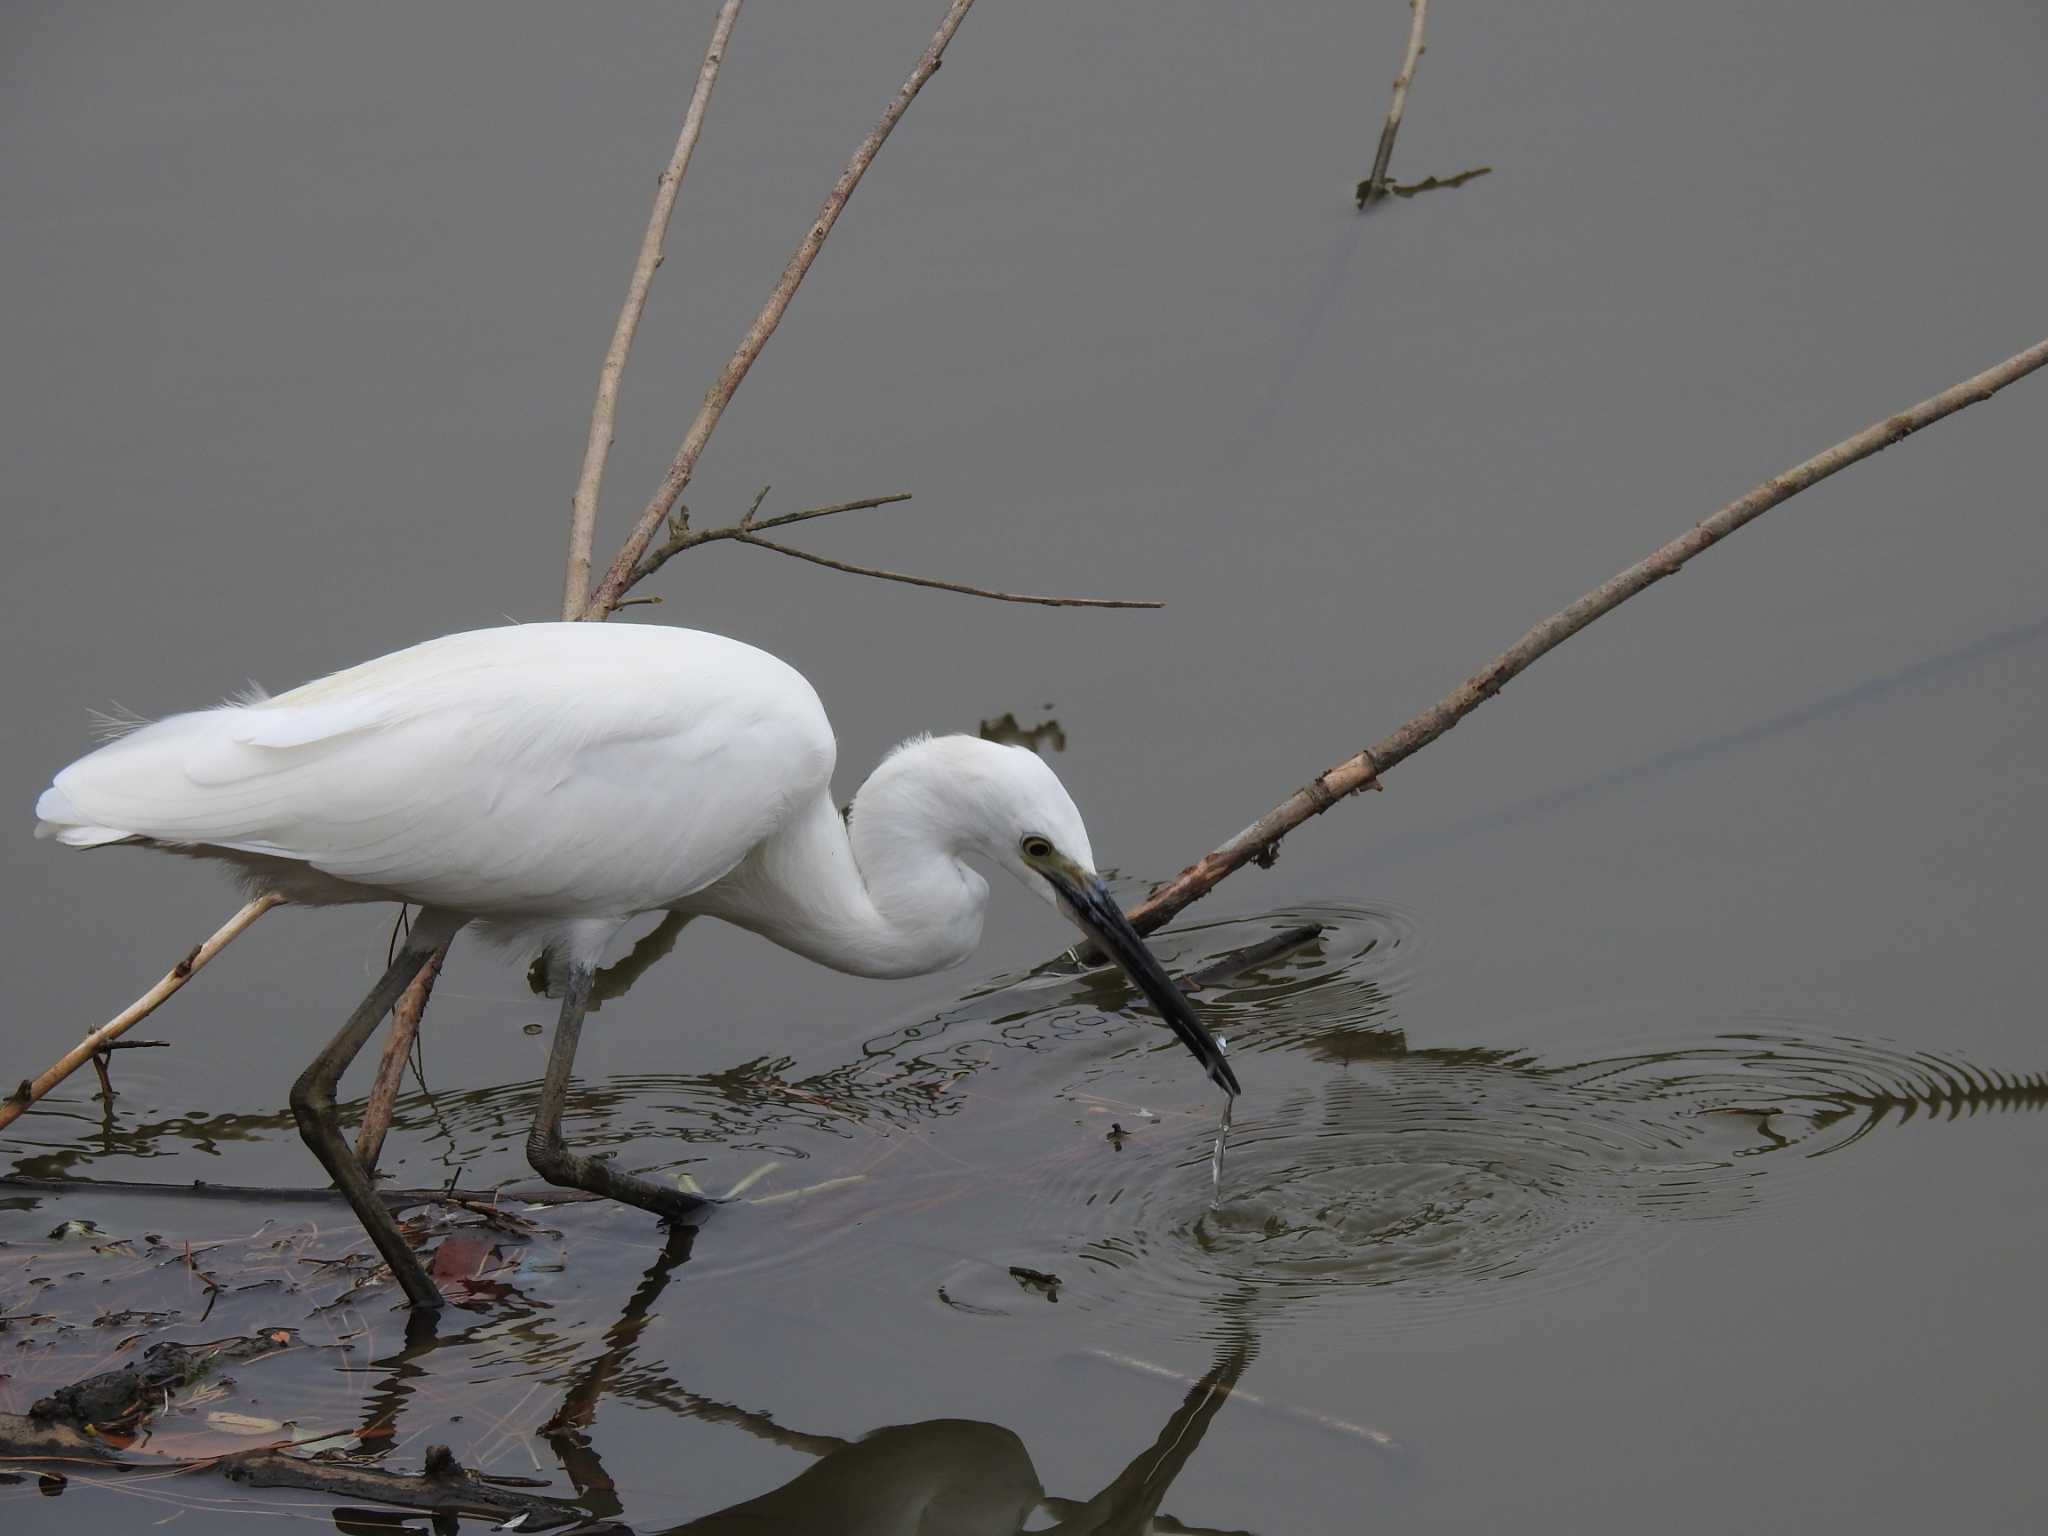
[29,1328,299,1432]
[1007,1265,1062,1303]
[0,1195,650,1526]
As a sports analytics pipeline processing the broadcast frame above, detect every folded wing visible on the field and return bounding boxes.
[36,625,837,917]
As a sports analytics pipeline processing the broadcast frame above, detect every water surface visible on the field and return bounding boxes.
[5,3,2046,1531]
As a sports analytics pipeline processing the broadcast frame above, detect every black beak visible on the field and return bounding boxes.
[1051,872,1241,1097]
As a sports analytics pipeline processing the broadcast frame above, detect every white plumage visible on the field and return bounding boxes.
[34,621,1236,1310]
[41,625,825,926]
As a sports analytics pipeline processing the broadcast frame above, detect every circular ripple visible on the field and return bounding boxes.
[1044,1056,1705,1325]
[1020,1022,2048,1332]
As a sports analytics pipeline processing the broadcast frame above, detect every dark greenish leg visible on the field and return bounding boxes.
[526,961,711,1223]
[289,912,463,1312]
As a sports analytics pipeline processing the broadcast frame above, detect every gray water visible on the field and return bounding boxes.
[5,3,2046,1531]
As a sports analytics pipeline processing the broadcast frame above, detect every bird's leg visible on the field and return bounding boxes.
[289,913,464,1312]
[526,961,711,1223]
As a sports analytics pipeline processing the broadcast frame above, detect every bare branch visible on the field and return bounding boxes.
[1360,0,1431,208]
[631,490,913,584]
[751,490,913,532]
[731,533,1164,608]
[563,1,744,618]
[0,894,285,1131]
[355,942,447,1172]
[625,486,1155,607]
[583,0,981,619]
[1122,336,2048,937]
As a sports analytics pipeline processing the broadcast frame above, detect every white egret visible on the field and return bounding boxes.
[34,623,1237,1310]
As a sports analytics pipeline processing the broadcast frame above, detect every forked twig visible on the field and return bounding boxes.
[632,488,1160,607]
[583,0,981,619]
[563,1,743,618]
[633,490,913,583]
[1120,336,2048,938]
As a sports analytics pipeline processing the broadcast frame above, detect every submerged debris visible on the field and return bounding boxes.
[1008,1266,1062,1303]
[30,1329,297,1433]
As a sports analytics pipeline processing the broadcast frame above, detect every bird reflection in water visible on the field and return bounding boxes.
[659,1347,1247,1534]
[506,1221,1259,1534]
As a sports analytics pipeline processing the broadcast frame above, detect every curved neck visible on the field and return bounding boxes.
[690,787,987,980]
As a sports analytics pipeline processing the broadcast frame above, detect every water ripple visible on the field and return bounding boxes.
[17,904,2040,1342]
[432,905,2048,1328]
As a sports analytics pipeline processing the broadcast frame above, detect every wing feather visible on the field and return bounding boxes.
[36,625,838,916]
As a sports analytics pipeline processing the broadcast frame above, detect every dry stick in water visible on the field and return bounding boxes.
[1360,0,1431,207]
[0,894,286,1131]
[582,0,980,619]
[562,0,743,619]
[355,943,447,1172]
[1084,1349,1403,1450]
[1123,336,2048,940]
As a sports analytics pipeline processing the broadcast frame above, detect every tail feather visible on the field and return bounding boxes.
[34,784,137,847]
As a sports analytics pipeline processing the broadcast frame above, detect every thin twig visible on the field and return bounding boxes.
[1121,336,2048,938]
[1360,0,1431,208]
[737,483,771,529]
[1083,1349,1403,1450]
[1,894,286,1131]
[729,533,1164,608]
[633,491,912,584]
[751,490,922,533]
[583,0,981,619]
[355,943,447,1172]
[629,488,1155,606]
[562,1,743,618]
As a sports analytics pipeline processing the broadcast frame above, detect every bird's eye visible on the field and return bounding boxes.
[1020,835,1054,860]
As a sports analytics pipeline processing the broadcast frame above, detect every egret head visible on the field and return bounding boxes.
[865,736,1239,1097]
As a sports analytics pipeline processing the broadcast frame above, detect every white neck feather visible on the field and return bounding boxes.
[685,746,990,979]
